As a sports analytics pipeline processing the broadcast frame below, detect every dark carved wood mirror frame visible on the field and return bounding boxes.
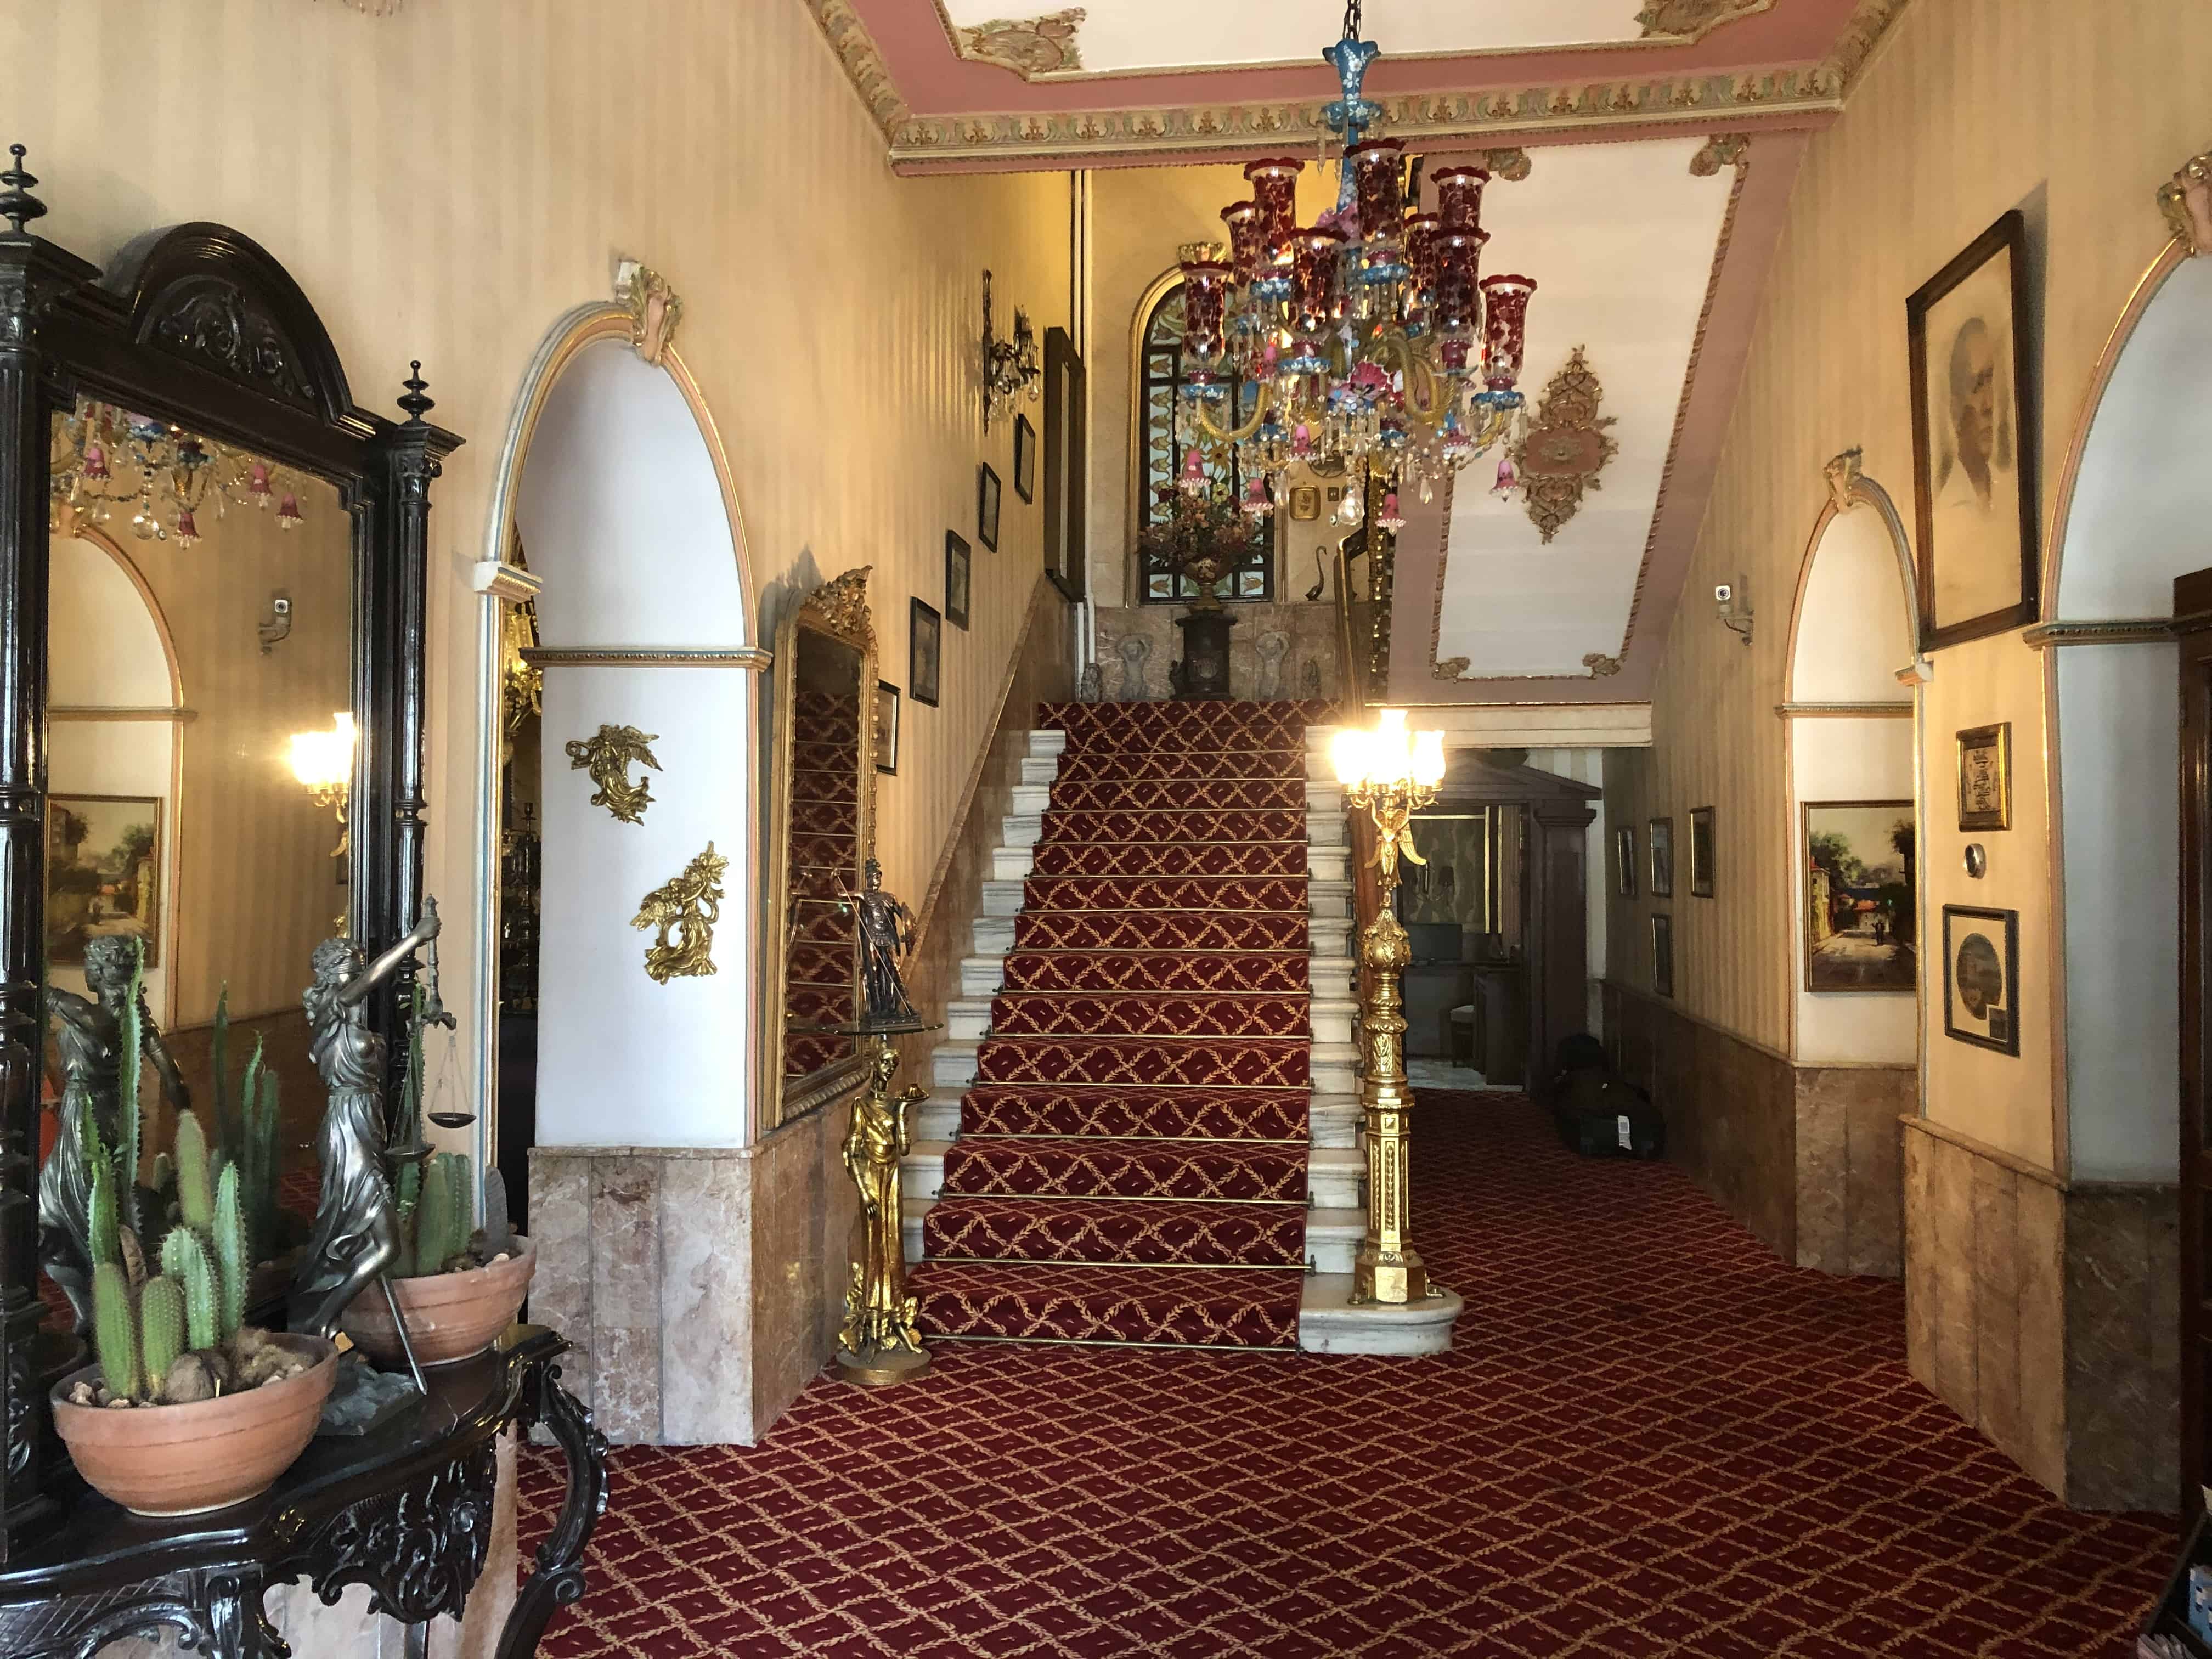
[0,149,460,1558]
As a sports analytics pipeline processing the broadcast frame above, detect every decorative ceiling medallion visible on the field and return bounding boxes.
[1435,656,1472,679]
[1635,0,1775,41]
[1483,148,1533,182]
[1689,132,1752,176]
[953,9,1086,79]
[1509,347,1618,544]
[2159,148,2212,256]
[1582,653,1623,677]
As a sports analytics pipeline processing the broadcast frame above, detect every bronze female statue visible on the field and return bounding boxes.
[839,859,918,1024]
[41,935,187,1331]
[291,901,443,1339]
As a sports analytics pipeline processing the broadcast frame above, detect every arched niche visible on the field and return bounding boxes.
[1785,471,1919,1067]
[2042,247,2212,1182]
[471,294,766,1188]
[48,532,182,1024]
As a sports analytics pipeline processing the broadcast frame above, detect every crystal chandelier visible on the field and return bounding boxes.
[49,397,312,546]
[1179,0,1538,526]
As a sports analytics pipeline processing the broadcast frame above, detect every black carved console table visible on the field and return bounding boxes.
[0,1326,606,1659]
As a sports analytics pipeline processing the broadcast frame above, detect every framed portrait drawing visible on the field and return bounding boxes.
[1649,817,1674,899]
[1041,326,1087,600]
[874,680,900,775]
[47,794,162,967]
[1908,210,2039,651]
[1942,904,2019,1054]
[1615,826,1637,899]
[1956,722,2012,831]
[944,530,972,631]
[1689,806,1716,899]
[1803,801,1916,993]
[1651,913,1674,999]
[1013,414,1036,504]
[977,464,1002,553]
[909,599,942,708]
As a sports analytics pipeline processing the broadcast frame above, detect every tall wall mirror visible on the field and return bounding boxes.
[1,193,459,1551]
[48,413,353,1266]
[767,567,878,1126]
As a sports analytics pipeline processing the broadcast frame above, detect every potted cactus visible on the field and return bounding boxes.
[338,1148,535,1367]
[49,1103,336,1516]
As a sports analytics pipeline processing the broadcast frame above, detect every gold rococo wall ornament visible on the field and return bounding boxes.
[634,842,729,984]
[1510,346,1619,544]
[565,724,661,825]
[800,563,878,654]
[2160,148,2212,257]
[616,259,683,366]
[952,8,1086,78]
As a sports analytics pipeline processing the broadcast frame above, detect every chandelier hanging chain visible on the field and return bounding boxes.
[1167,8,1539,526]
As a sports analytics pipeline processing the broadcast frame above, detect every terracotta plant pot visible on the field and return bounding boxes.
[52,1334,337,1517]
[340,1237,535,1368]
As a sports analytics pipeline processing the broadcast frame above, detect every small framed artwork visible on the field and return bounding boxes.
[1942,904,2019,1054]
[1013,414,1036,504]
[1615,826,1637,899]
[1690,806,1716,899]
[1956,722,2012,831]
[1649,817,1674,899]
[977,462,1002,552]
[944,530,972,630]
[1041,326,1087,600]
[1908,210,2039,651]
[1651,913,1674,999]
[874,680,900,775]
[909,599,942,708]
[1289,485,1321,522]
[1803,800,1917,993]
[47,794,162,967]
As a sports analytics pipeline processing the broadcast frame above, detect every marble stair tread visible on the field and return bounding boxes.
[1001,814,1045,848]
[1307,879,1353,919]
[1310,955,1358,996]
[1310,997,1358,1046]
[1304,1207,1365,1275]
[946,997,995,1041]
[960,953,1009,997]
[1309,1094,1359,1148]
[1026,729,1069,758]
[1298,1273,1462,1355]
[1310,1042,1360,1093]
[1305,1148,1364,1209]
[931,1042,981,1090]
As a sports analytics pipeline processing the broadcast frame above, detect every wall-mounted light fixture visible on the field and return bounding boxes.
[981,269,1039,431]
[1715,575,1753,646]
[289,710,356,859]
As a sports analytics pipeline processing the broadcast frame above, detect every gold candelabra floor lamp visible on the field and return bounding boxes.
[1332,710,1448,1306]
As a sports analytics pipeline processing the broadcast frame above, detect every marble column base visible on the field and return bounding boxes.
[1903,1116,2179,1510]
[529,1105,858,1446]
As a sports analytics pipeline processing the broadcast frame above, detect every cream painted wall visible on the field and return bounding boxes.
[1602,0,2212,1173]
[7,0,1071,1130]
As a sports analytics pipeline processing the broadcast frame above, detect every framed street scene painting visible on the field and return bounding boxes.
[1942,904,2019,1054]
[1649,817,1674,899]
[47,794,162,967]
[1908,210,2039,650]
[1803,801,1916,992]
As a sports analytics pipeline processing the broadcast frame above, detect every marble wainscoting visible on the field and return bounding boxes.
[529,1101,859,1445]
[1902,1116,2178,1511]
[1602,984,1905,1276]
[1092,599,1340,703]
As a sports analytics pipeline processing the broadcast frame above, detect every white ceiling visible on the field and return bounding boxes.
[939,0,1663,76]
[1430,137,1735,679]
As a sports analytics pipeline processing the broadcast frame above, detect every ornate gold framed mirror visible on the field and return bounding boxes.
[766,567,879,1125]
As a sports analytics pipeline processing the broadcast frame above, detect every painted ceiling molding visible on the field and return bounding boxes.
[1636,0,1776,41]
[857,0,1912,168]
[1512,347,1619,544]
[950,7,1086,79]
[2160,146,2212,256]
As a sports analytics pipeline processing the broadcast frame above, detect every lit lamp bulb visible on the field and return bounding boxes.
[1331,727,1372,788]
[1412,730,1446,788]
[1375,708,1413,785]
[289,712,356,808]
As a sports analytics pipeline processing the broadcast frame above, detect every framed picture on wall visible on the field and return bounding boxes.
[1956,721,2012,831]
[910,599,942,708]
[977,464,1002,552]
[1649,817,1674,898]
[47,794,162,967]
[874,680,900,775]
[1013,414,1036,504]
[944,530,972,631]
[1907,210,2040,651]
[1651,913,1674,999]
[1803,800,1917,992]
[1615,825,1637,898]
[1041,326,1086,600]
[1942,904,2019,1054]
[1690,806,1716,898]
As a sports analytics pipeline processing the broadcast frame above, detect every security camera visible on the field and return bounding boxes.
[1714,583,1733,606]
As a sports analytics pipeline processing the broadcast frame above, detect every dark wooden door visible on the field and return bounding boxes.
[2175,565,2212,1521]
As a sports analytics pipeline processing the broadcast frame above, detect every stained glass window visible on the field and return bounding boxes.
[1138,285,1274,603]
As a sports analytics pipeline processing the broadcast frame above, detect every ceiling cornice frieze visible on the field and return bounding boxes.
[806,0,911,142]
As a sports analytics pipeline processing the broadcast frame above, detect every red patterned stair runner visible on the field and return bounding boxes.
[910,699,1336,1351]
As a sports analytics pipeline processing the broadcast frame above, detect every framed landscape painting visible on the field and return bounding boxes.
[47,794,162,967]
[1803,801,1916,993]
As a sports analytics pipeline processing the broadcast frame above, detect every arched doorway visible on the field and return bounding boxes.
[1780,460,1921,1274]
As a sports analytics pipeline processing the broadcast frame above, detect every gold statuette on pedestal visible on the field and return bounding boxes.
[837,1035,930,1385]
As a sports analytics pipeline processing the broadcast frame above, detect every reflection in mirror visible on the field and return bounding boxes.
[43,400,352,1325]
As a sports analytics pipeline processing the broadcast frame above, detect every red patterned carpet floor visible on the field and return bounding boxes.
[518,1091,2172,1658]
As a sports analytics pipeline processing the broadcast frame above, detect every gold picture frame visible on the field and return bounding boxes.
[1289,485,1321,522]
[1956,722,2012,831]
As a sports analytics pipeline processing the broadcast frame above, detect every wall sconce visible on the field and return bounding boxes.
[289,710,357,861]
[981,269,1039,430]
[258,590,292,655]
[1715,575,1753,646]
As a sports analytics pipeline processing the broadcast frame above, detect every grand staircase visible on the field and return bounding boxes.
[902,698,1367,1350]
